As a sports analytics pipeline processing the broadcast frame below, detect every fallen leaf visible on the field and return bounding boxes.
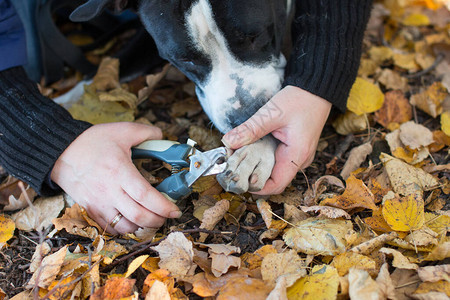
[391,268,421,300]
[332,110,368,135]
[98,88,138,109]
[189,269,251,297]
[1,178,37,211]
[204,243,241,277]
[429,130,450,152]
[374,90,412,131]
[379,248,418,270]
[382,192,424,232]
[376,263,397,300]
[411,291,449,300]
[377,69,409,92]
[358,58,379,77]
[418,265,450,283]
[347,77,385,115]
[138,64,170,103]
[199,199,230,242]
[12,196,64,231]
[142,269,173,296]
[241,245,278,270]
[125,255,149,278]
[216,277,272,300]
[380,153,439,196]
[340,142,373,179]
[399,121,434,150]
[284,203,309,223]
[266,276,288,300]
[46,275,80,300]
[151,232,195,277]
[256,199,272,228]
[91,57,120,91]
[142,257,160,273]
[95,239,129,265]
[321,175,377,212]
[441,111,450,136]
[188,125,222,150]
[300,205,351,219]
[404,226,439,247]
[90,277,135,300]
[402,13,430,26]
[286,265,339,300]
[393,53,420,71]
[261,250,307,286]
[170,98,203,118]
[425,213,450,235]
[27,245,68,288]
[145,280,171,300]
[369,46,394,64]
[331,252,377,276]
[283,217,355,256]
[348,268,384,300]
[414,280,450,297]
[0,214,15,244]
[424,237,450,261]
[29,242,51,272]
[410,82,447,118]
[351,232,399,255]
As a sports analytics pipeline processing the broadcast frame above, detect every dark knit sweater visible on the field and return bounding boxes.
[0,67,92,195]
[0,0,372,195]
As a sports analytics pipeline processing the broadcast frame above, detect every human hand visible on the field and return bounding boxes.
[50,122,182,234]
[222,85,332,194]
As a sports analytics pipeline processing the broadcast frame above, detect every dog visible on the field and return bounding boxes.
[71,0,293,193]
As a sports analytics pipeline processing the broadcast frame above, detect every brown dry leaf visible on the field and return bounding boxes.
[170,98,203,118]
[331,252,377,276]
[198,199,230,242]
[332,110,368,135]
[137,64,170,103]
[380,153,439,196]
[145,280,171,300]
[269,186,303,205]
[321,175,377,212]
[27,245,68,288]
[399,121,434,150]
[300,205,351,219]
[377,69,409,92]
[429,130,450,152]
[96,239,129,265]
[142,269,174,296]
[369,178,391,204]
[189,269,251,297]
[188,125,222,150]
[414,280,450,298]
[261,250,307,286]
[151,232,195,277]
[386,128,430,164]
[130,227,158,242]
[391,268,421,300]
[410,82,448,118]
[202,243,241,277]
[216,277,272,300]
[284,203,309,223]
[374,90,412,131]
[97,88,138,109]
[91,57,120,91]
[364,207,395,234]
[1,177,37,211]
[424,237,450,261]
[340,142,373,179]
[192,195,217,221]
[90,277,135,300]
[45,275,80,300]
[283,217,355,256]
[376,263,397,300]
[266,276,288,300]
[0,214,15,245]
[256,199,272,228]
[12,196,64,231]
[379,248,418,270]
[286,265,339,300]
[382,192,424,232]
[241,245,278,270]
[192,176,220,194]
[351,232,399,255]
[29,242,51,273]
[348,268,384,300]
[404,226,439,247]
[418,265,450,283]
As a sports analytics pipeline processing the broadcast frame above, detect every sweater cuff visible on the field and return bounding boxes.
[0,67,92,195]
[283,0,372,112]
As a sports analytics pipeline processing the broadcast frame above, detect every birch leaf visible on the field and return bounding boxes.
[286,265,339,300]
[347,77,384,115]
[382,192,424,231]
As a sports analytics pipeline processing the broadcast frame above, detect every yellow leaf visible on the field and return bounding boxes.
[410,82,447,118]
[402,13,430,26]
[414,280,450,297]
[0,214,15,243]
[393,53,420,71]
[425,213,450,235]
[331,252,377,276]
[217,277,272,300]
[347,77,384,115]
[283,218,355,256]
[379,248,418,270]
[286,265,339,300]
[368,46,393,64]
[142,257,160,273]
[261,250,307,286]
[332,110,368,135]
[441,111,450,136]
[382,192,424,232]
[47,275,79,300]
[241,245,277,270]
[125,255,149,278]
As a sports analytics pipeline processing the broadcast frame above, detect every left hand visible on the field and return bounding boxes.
[222,85,332,194]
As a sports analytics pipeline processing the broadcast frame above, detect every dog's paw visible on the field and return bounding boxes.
[217,136,277,194]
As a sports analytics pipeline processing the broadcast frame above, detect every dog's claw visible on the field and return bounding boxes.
[217,136,277,194]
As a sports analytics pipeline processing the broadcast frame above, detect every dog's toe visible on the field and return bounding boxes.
[217,136,277,194]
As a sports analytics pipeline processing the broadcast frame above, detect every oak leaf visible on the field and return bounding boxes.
[283,218,355,256]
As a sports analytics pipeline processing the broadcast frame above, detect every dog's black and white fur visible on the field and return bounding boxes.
[71,0,293,193]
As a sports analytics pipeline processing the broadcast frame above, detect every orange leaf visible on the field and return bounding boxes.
[90,277,135,300]
[217,277,272,300]
[321,175,377,212]
[374,90,412,131]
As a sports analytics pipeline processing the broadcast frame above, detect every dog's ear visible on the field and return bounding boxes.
[70,0,131,22]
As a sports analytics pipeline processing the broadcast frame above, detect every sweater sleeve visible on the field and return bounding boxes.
[283,0,373,112]
[0,66,92,195]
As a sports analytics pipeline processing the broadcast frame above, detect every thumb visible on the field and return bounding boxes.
[118,122,163,146]
[222,102,282,149]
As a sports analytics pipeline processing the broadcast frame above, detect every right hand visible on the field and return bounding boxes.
[51,122,182,234]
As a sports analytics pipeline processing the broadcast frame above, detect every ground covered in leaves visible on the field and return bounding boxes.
[1,0,449,299]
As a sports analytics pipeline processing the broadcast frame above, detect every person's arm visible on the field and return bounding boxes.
[222,0,373,194]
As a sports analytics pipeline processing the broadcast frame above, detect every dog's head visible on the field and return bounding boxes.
[71,0,290,132]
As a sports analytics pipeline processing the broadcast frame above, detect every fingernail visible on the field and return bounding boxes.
[169,210,182,218]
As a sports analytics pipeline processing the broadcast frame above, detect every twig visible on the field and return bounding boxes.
[268,209,296,227]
